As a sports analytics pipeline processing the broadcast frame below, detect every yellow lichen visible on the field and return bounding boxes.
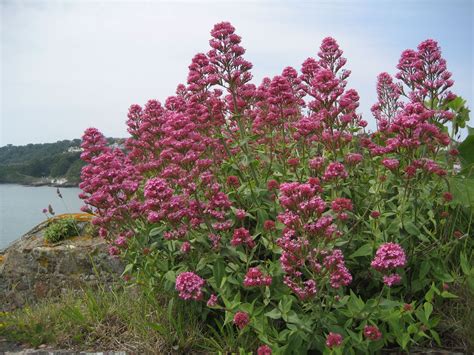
[52,213,94,222]
[38,256,49,268]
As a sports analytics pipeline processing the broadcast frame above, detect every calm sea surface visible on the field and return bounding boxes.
[0,184,84,250]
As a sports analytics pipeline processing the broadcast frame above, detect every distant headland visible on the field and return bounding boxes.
[0,138,124,187]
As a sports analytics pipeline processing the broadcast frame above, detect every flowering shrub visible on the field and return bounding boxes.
[79,22,473,353]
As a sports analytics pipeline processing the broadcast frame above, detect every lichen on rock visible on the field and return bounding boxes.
[0,216,123,311]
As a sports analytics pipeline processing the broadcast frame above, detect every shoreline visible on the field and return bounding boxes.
[0,181,79,188]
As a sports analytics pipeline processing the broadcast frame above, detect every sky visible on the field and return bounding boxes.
[1,0,473,146]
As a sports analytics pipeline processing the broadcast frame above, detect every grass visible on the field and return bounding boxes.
[435,281,474,352]
[1,282,472,353]
[0,285,211,353]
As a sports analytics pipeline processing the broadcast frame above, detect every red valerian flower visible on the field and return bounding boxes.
[206,294,218,307]
[243,267,272,287]
[175,272,205,301]
[442,191,453,202]
[231,227,255,248]
[257,345,272,355]
[326,332,343,348]
[364,325,382,341]
[371,243,407,271]
[233,311,250,329]
[383,273,402,287]
[263,220,276,231]
[227,175,240,187]
[370,210,381,218]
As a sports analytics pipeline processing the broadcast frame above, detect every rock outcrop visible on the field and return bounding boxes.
[0,215,123,311]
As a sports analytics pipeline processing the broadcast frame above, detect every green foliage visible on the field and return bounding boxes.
[77,30,473,351]
[65,159,87,184]
[44,218,79,243]
[0,140,81,165]
[0,286,208,353]
[447,96,470,136]
[458,126,474,177]
[0,139,125,185]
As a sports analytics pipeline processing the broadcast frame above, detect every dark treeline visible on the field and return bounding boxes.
[0,138,122,186]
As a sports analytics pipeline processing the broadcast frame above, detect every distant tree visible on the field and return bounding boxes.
[0,139,118,184]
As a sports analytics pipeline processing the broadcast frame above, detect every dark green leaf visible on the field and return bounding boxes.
[350,243,373,258]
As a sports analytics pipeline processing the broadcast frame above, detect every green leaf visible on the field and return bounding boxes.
[147,322,166,334]
[213,259,226,289]
[419,260,431,279]
[231,292,241,309]
[149,226,164,237]
[432,266,454,282]
[460,252,471,275]
[400,333,411,350]
[286,331,304,355]
[448,96,466,111]
[167,298,174,322]
[224,310,233,325]
[220,276,227,289]
[350,243,373,258]
[467,274,474,292]
[440,291,458,299]
[430,329,441,346]
[265,308,282,319]
[196,256,211,272]
[404,221,421,236]
[449,176,474,207]
[286,311,303,325]
[279,296,293,314]
[386,219,400,234]
[348,290,365,313]
[424,302,433,320]
[424,284,437,303]
[459,128,474,168]
[164,270,176,283]
[121,263,134,276]
[415,308,427,325]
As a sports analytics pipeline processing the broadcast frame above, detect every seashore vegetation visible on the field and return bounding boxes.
[2,22,473,354]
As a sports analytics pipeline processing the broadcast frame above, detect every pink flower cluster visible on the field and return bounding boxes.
[243,267,272,287]
[257,345,272,355]
[233,311,250,329]
[323,249,353,289]
[275,178,352,298]
[323,162,348,181]
[364,325,382,341]
[297,37,364,153]
[283,277,317,300]
[371,243,407,287]
[382,273,402,287]
[345,153,363,165]
[368,39,456,179]
[77,23,462,349]
[175,272,205,301]
[371,243,407,271]
[231,227,255,248]
[79,128,141,247]
[207,294,218,307]
[326,332,343,348]
[381,158,400,170]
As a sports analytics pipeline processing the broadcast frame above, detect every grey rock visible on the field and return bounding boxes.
[0,220,124,311]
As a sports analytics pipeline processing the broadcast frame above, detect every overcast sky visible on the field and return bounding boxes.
[1,0,473,146]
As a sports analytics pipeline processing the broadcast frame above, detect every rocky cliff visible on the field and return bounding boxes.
[0,216,123,311]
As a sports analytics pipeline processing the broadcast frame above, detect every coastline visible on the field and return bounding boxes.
[0,179,79,188]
